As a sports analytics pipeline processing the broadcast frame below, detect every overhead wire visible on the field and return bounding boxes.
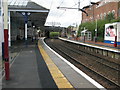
[45,0,53,26]
[57,0,85,26]
[51,0,65,26]
[56,0,67,24]
[53,0,82,26]
[49,0,54,11]
[57,0,78,20]
[57,0,80,26]
[73,0,77,5]
[52,0,61,26]
[57,2,78,22]
[8,0,13,5]
[46,0,64,26]
[58,0,64,7]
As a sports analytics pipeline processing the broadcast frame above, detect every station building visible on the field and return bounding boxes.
[82,0,120,23]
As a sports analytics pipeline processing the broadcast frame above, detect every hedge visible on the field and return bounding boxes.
[50,32,59,38]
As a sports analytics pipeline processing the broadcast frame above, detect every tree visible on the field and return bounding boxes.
[105,12,115,22]
[78,11,120,42]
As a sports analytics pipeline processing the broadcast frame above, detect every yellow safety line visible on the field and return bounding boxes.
[38,41,74,89]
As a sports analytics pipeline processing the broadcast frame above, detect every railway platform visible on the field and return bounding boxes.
[2,38,105,89]
[2,39,57,89]
[66,37,120,51]
[59,37,120,60]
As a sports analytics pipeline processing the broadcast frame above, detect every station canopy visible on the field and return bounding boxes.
[8,0,49,28]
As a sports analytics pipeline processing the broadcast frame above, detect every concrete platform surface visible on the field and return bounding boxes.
[39,38,105,89]
[2,40,57,89]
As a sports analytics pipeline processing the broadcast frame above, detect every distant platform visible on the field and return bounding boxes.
[59,37,120,53]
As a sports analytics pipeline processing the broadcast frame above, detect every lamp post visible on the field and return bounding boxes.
[83,27,86,43]
[114,36,117,47]
[33,25,35,41]
[82,2,99,42]
[90,2,99,42]
[22,12,30,47]
[114,25,117,47]
[94,19,97,42]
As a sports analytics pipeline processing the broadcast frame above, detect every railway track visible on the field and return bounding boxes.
[59,43,120,72]
[45,38,120,89]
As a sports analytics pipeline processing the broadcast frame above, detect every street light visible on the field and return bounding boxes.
[22,12,31,46]
[95,19,98,42]
[90,2,99,42]
[33,25,35,28]
[82,2,99,42]
[32,25,35,41]
[22,12,31,40]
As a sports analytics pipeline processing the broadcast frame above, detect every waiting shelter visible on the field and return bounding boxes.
[1,0,49,46]
[81,29,92,41]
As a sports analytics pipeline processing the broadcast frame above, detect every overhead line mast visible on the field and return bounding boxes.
[57,0,100,16]
[57,0,88,16]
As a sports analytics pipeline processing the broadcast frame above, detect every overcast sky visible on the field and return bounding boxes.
[31,0,100,27]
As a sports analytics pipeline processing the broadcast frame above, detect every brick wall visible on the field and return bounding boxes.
[82,1,120,23]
